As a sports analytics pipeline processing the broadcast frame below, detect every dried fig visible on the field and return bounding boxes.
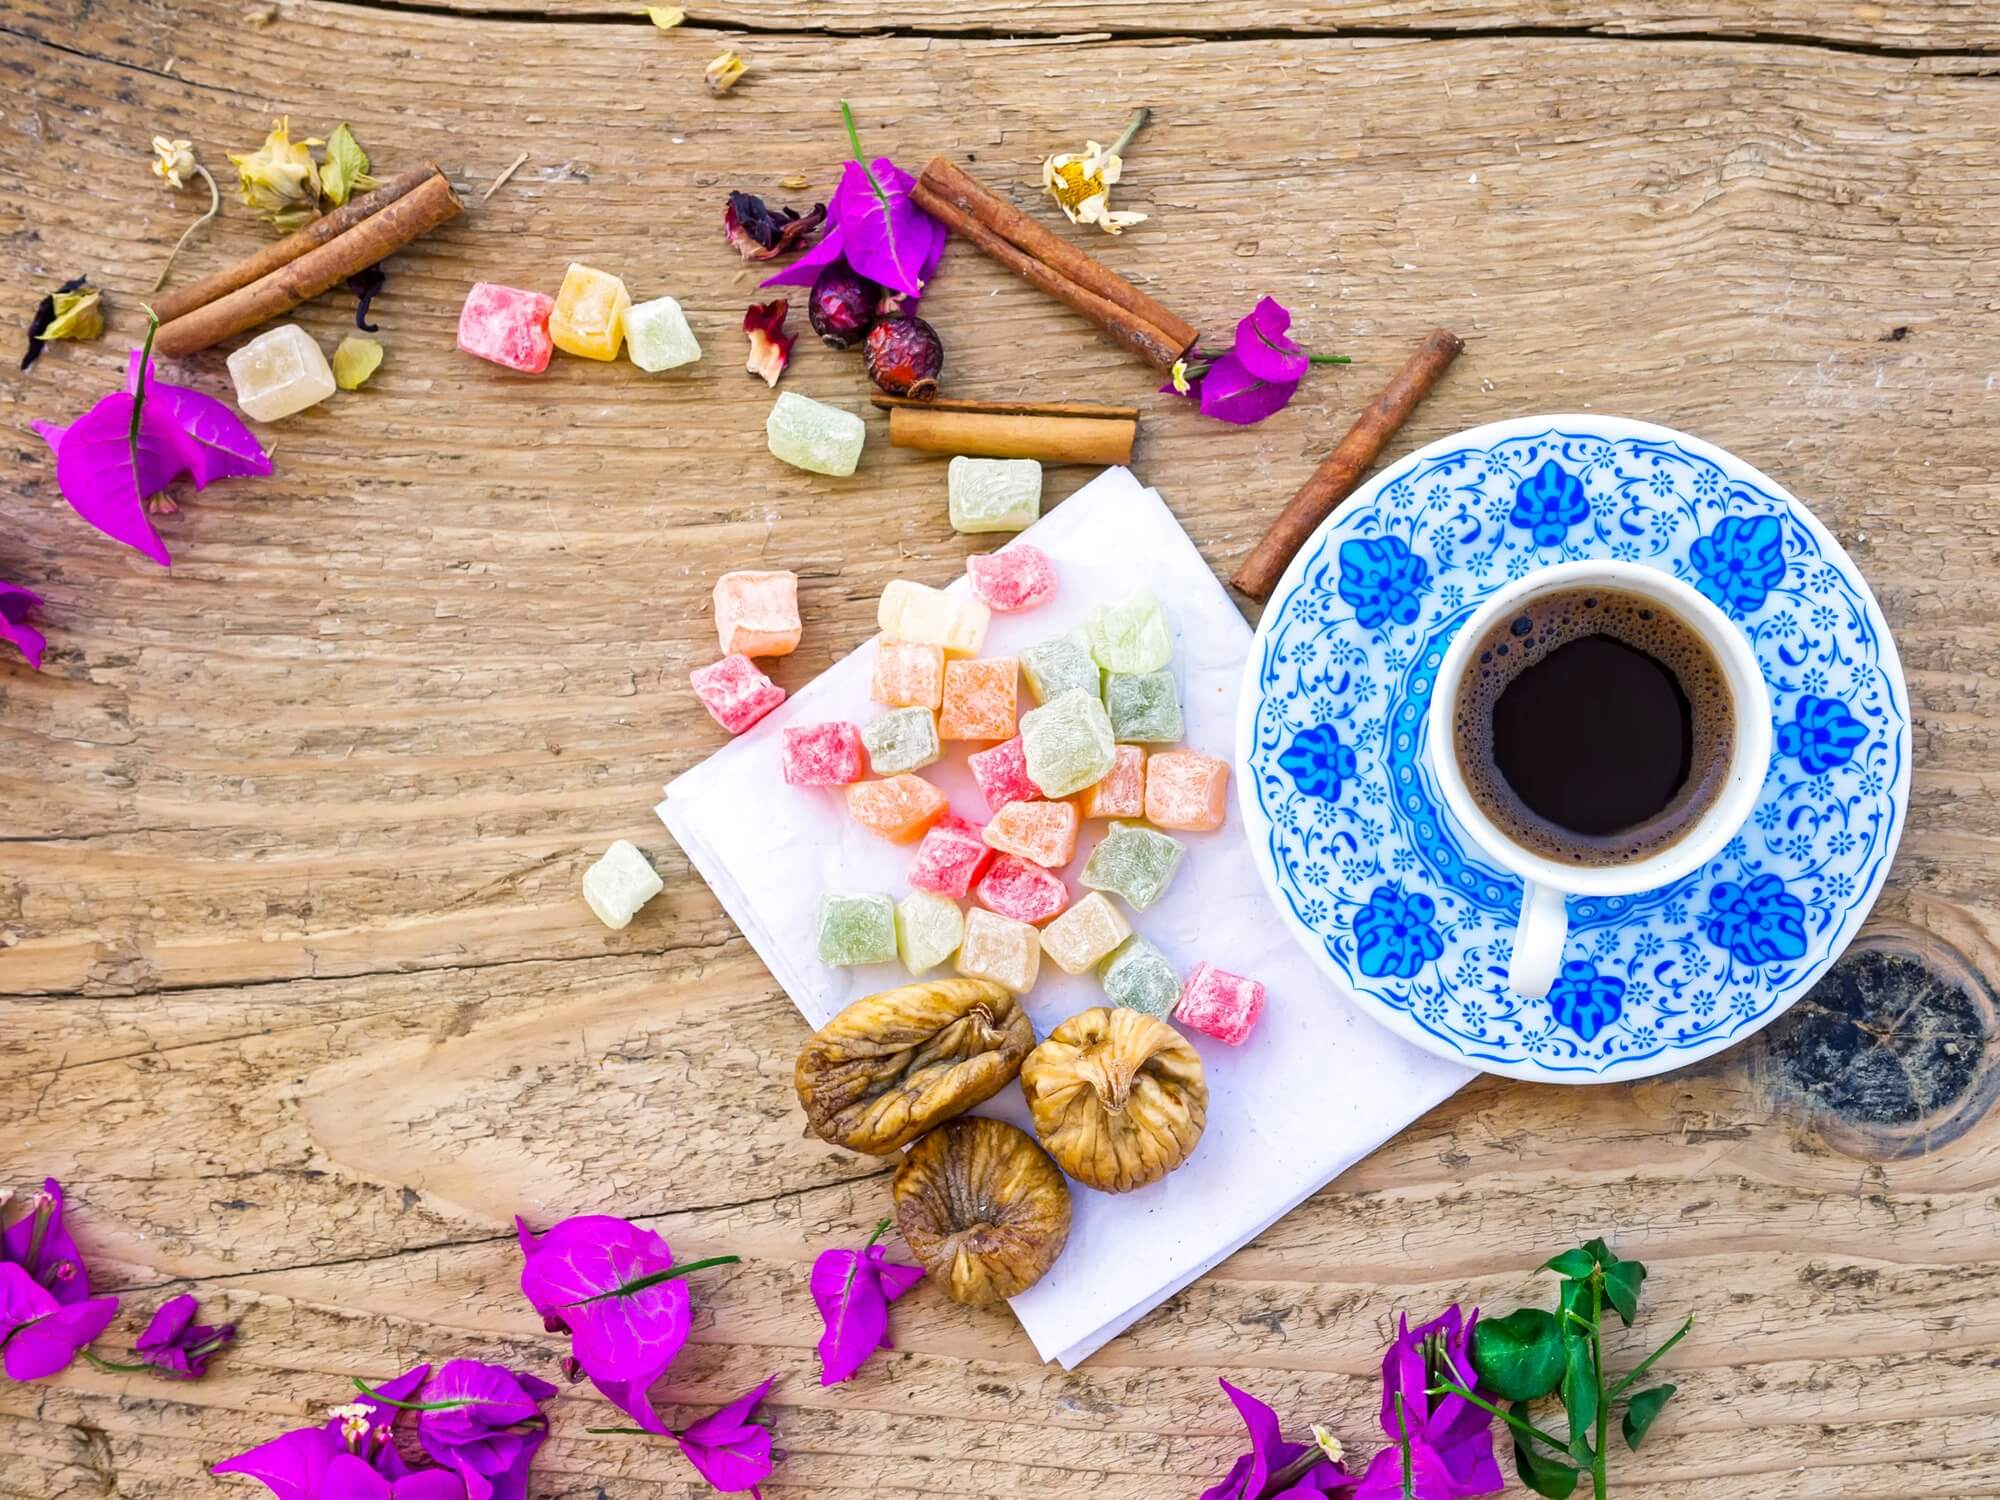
[1019,1006,1207,1192]
[794,979,1034,1155]
[892,1117,1071,1304]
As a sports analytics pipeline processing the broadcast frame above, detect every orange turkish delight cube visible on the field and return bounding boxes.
[1143,750,1230,832]
[846,774,950,842]
[982,798,1079,869]
[1073,745,1146,819]
[939,657,1019,741]
[871,639,945,710]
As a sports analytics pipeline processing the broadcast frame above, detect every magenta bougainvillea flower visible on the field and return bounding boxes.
[1199,1378,1352,1500]
[133,1293,235,1379]
[29,341,270,567]
[1162,296,1348,426]
[675,1375,780,1497]
[515,1213,737,1435]
[1355,1307,1501,1500]
[213,1364,448,1498]
[809,1220,924,1386]
[761,104,945,301]
[415,1359,557,1500]
[0,1178,120,1381]
[0,582,46,670]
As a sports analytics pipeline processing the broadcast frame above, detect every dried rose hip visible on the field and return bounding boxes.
[893,1117,1071,1304]
[794,978,1034,1155]
[864,314,943,399]
[809,260,879,350]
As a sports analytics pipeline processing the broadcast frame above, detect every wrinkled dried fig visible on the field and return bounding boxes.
[1019,1006,1207,1192]
[794,979,1035,1155]
[892,1116,1071,1304]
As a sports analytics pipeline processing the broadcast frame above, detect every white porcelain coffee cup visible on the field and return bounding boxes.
[1426,560,1772,999]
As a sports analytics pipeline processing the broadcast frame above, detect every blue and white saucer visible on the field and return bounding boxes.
[1237,415,1910,1083]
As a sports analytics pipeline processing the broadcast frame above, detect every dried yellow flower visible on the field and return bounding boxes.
[151,136,196,190]
[39,287,104,345]
[644,6,685,26]
[319,123,378,208]
[705,51,746,94]
[1311,1425,1345,1466]
[332,336,383,390]
[1040,108,1150,236]
[1169,358,1192,396]
[229,117,323,232]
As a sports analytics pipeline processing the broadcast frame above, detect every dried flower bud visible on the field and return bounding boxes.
[228,117,323,232]
[38,286,103,346]
[319,123,377,208]
[705,51,747,95]
[151,136,196,190]
[743,299,793,386]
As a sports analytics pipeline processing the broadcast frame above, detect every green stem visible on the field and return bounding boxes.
[586,1425,678,1437]
[130,310,160,456]
[1429,1379,1570,1453]
[81,1350,151,1375]
[864,1218,892,1251]
[1396,1391,1413,1500]
[1107,107,1150,159]
[152,164,220,293]
[839,100,890,212]
[1308,354,1353,365]
[561,1254,740,1309]
[1590,1277,1607,1500]
[352,1376,509,1413]
[1608,1315,1695,1402]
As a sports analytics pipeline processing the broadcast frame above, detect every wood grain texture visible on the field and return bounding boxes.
[2,2,1998,1495]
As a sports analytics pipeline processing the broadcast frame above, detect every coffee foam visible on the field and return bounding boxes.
[1451,586,1736,866]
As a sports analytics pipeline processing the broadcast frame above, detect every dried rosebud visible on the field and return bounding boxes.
[743,299,794,387]
[723,191,827,262]
[228,117,323,232]
[705,51,746,95]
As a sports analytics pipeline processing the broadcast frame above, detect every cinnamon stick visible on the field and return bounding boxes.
[150,164,443,326]
[911,156,1198,371]
[871,395,1137,465]
[154,169,463,357]
[1230,327,1466,601]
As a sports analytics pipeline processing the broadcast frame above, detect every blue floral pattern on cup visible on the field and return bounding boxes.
[1689,514,1786,615]
[1546,960,1625,1043]
[1243,422,1910,1079]
[1337,536,1430,629]
[1279,724,1358,802]
[1510,460,1590,546]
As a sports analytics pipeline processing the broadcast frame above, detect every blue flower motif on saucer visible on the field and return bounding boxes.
[1689,514,1785,615]
[1241,418,1911,1081]
[1337,537,1429,628]
[1352,885,1445,978]
[1280,724,1358,802]
[1510,460,1589,546]
[1546,960,1625,1043]
[1701,874,1809,965]
[1776,695,1867,774]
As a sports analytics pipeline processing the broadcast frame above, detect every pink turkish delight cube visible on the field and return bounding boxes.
[781,721,863,786]
[691,654,785,734]
[908,813,994,899]
[975,853,1069,925]
[1175,962,1266,1045]
[966,545,1057,613]
[457,282,555,373]
[967,735,1041,814]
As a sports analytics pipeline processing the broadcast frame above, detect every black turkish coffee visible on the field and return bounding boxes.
[1449,587,1735,866]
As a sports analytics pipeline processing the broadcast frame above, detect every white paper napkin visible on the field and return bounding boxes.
[658,467,1472,1367]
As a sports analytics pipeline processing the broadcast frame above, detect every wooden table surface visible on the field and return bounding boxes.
[4,3,1999,1496]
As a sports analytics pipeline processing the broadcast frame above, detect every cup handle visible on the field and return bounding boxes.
[1509,881,1568,999]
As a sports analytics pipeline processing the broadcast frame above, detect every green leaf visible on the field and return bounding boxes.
[1544,1248,1597,1279]
[1561,1334,1599,1462]
[1604,1260,1647,1326]
[1557,1277,1592,1341]
[321,123,377,207]
[1621,1384,1676,1449]
[1511,1404,1581,1499]
[1472,1308,1567,1402]
[1582,1237,1618,1268]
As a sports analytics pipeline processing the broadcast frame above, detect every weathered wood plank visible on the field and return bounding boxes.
[2,3,1997,1496]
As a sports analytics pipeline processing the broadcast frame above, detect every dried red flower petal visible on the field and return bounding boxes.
[744,299,795,387]
[724,191,827,262]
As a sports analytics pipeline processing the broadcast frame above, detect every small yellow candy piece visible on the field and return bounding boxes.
[878,579,990,657]
[549,262,630,361]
